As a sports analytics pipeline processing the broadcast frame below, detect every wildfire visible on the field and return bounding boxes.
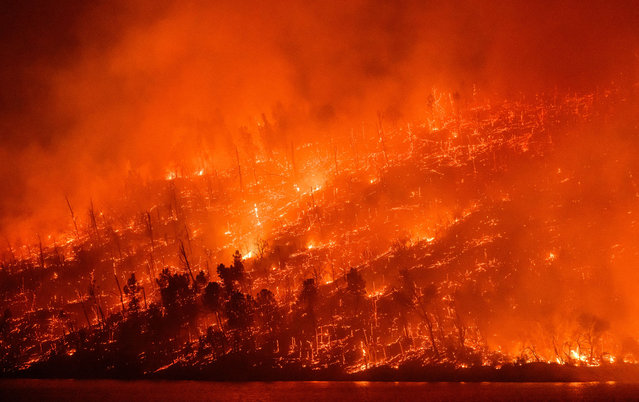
[2,87,639,379]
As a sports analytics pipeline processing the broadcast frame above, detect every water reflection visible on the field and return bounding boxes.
[2,380,639,401]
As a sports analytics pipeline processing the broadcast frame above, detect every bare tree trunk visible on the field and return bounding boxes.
[89,199,100,241]
[179,240,196,283]
[65,195,80,240]
[235,146,243,193]
[37,234,45,269]
[114,272,125,313]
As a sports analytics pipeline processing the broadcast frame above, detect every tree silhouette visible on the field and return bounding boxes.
[295,278,319,354]
[195,270,209,290]
[299,278,318,317]
[346,268,367,313]
[225,291,253,332]
[217,250,246,293]
[156,268,196,330]
[199,326,226,358]
[123,273,142,312]
[255,288,280,353]
[217,263,233,292]
[346,268,366,297]
[203,281,224,330]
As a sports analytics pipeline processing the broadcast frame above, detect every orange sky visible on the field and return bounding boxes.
[0,0,638,239]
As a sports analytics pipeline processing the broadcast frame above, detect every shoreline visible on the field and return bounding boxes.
[5,362,639,383]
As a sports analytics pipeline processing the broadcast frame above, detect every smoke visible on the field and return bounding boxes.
[1,0,638,239]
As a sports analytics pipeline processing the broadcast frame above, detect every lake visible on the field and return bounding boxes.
[2,379,639,401]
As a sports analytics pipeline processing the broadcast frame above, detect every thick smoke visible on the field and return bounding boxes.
[0,0,637,239]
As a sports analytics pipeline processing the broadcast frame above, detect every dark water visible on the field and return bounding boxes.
[2,380,639,401]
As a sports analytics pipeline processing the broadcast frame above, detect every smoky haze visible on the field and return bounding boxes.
[0,0,637,239]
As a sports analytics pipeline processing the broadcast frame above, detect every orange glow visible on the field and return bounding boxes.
[1,0,639,381]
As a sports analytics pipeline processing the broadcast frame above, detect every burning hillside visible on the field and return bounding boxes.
[2,0,639,382]
[2,85,639,380]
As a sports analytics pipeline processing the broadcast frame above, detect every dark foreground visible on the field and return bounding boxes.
[14,360,639,383]
[2,379,639,401]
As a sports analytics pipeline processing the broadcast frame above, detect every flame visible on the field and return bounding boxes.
[166,171,177,181]
[254,204,261,226]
